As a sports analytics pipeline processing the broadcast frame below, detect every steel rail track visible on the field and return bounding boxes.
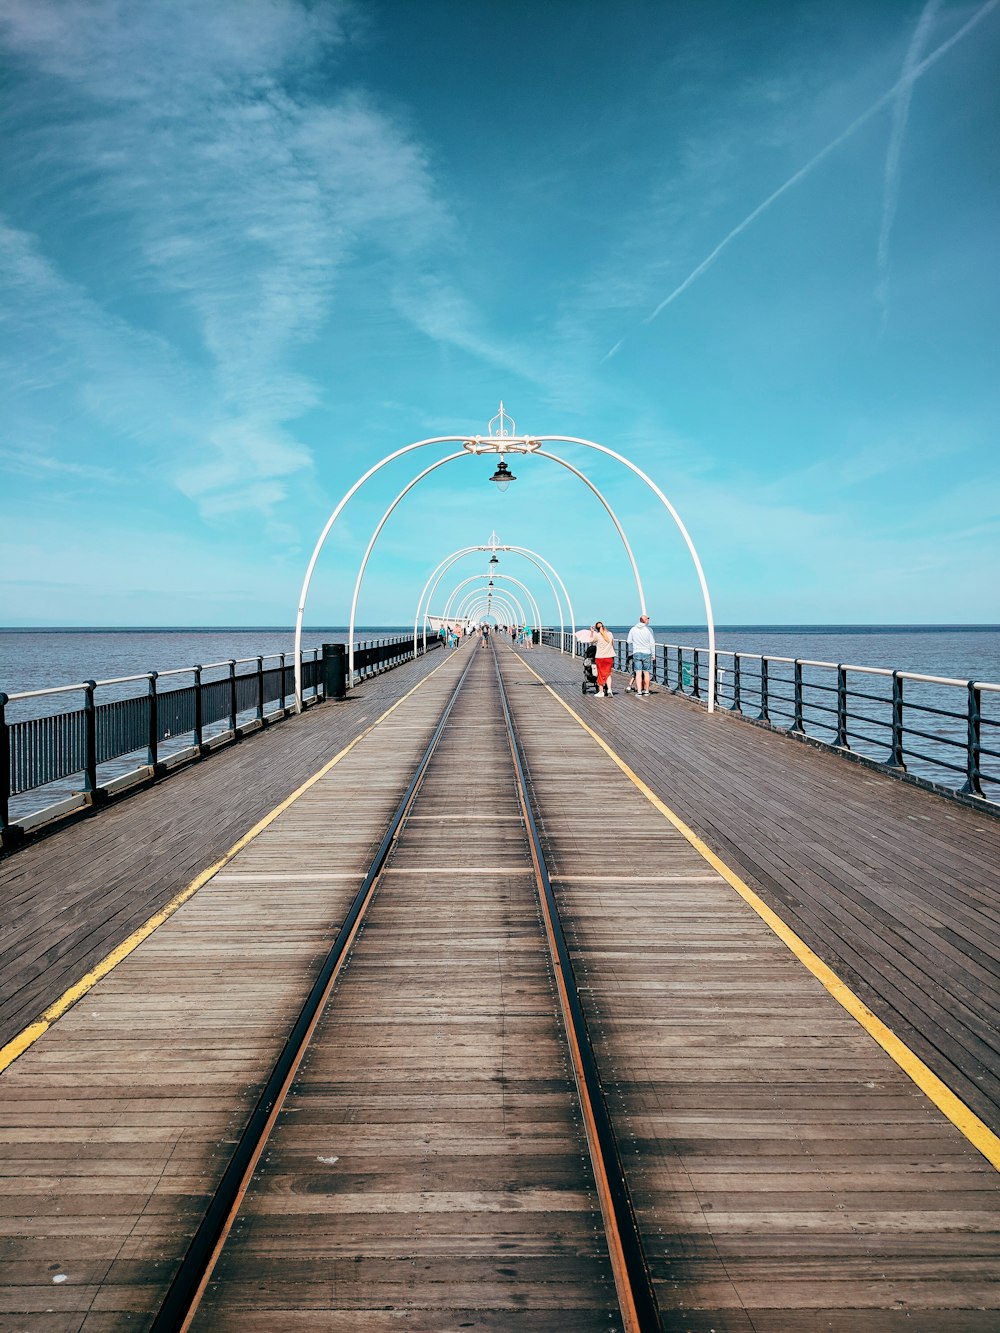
[152,640,662,1331]
[490,640,662,1333]
[151,646,482,1332]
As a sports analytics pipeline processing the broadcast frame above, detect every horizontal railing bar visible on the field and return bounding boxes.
[6,682,89,702]
[6,648,323,702]
[899,700,964,723]
[902,747,967,776]
[88,672,153,687]
[897,669,978,687]
[904,725,964,751]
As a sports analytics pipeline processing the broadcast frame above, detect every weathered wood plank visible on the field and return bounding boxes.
[501,645,1000,1328]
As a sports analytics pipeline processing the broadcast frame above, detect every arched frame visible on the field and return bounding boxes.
[414,543,573,657]
[344,451,641,684]
[441,574,539,632]
[294,419,716,711]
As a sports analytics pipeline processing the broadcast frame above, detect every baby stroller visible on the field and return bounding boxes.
[581,642,600,694]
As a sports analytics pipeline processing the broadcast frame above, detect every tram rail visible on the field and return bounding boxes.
[152,639,662,1332]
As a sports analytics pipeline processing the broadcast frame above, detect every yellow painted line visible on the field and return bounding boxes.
[512,652,1000,1173]
[0,656,453,1076]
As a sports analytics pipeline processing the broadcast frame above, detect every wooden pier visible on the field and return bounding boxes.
[1,640,999,1330]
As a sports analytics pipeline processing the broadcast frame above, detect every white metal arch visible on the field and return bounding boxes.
[451,588,523,626]
[543,435,716,710]
[443,574,540,631]
[462,597,520,629]
[441,575,537,634]
[414,544,572,656]
[294,417,716,710]
[453,587,521,621]
[343,454,636,689]
[537,451,645,616]
[417,548,563,651]
[296,446,642,703]
[346,451,465,684]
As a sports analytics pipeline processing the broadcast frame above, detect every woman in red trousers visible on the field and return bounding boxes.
[591,621,615,696]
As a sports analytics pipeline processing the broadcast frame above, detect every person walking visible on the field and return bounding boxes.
[626,614,656,696]
[591,621,615,696]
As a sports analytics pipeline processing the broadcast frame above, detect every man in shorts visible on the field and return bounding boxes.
[626,614,656,696]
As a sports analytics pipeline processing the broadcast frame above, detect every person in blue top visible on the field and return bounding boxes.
[626,614,656,696]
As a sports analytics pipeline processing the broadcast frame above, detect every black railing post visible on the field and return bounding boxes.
[887,671,905,769]
[732,655,742,713]
[256,657,265,719]
[675,646,683,693]
[194,666,204,751]
[228,660,238,734]
[280,653,287,709]
[835,665,849,748]
[83,681,98,793]
[0,692,10,835]
[793,660,804,733]
[692,648,701,699]
[147,673,159,768]
[759,659,770,722]
[960,681,984,797]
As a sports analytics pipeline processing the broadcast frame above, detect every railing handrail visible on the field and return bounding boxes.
[2,633,435,842]
[542,626,999,808]
[651,641,999,690]
[4,649,323,703]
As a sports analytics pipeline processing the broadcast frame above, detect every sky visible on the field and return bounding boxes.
[1,0,998,629]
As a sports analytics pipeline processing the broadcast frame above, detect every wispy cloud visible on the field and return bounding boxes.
[607,0,1000,358]
[391,276,553,388]
[0,0,456,519]
[0,442,118,484]
[877,0,941,329]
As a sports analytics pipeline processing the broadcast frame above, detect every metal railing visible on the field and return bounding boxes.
[541,629,1000,809]
[352,637,426,681]
[1,635,434,842]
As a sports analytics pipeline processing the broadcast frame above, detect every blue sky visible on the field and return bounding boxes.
[1,0,998,628]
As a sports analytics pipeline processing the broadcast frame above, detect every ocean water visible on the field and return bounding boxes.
[0,627,411,699]
[3,625,997,699]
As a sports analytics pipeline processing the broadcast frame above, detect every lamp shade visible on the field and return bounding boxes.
[488,460,516,491]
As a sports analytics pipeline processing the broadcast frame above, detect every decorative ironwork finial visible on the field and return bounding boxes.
[489,402,514,438]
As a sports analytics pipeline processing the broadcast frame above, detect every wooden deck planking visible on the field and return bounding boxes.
[0,660,465,1330]
[3,638,999,1327]
[0,651,444,1050]
[523,644,1000,1132]
[500,646,1000,1329]
[193,651,619,1330]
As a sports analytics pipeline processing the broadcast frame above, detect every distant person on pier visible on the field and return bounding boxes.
[627,614,656,696]
[590,621,615,696]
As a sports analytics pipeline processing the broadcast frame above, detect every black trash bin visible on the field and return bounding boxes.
[532,629,540,645]
[322,643,348,700]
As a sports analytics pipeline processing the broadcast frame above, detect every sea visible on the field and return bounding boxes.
[2,625,998,816]
[2,624,998,699]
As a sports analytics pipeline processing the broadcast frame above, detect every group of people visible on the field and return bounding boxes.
[474,623,533,647]
[445,616,656,697]
[588,614,656,697]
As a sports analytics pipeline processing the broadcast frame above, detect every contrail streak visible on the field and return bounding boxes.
[619,0,999,344]
[878,0,941,328]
